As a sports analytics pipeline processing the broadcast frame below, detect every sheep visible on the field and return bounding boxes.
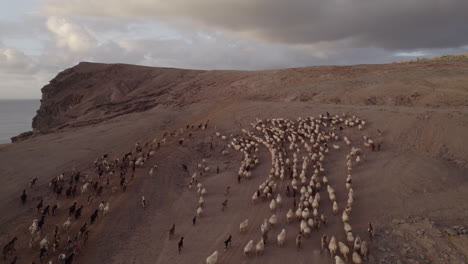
[269,214,278,226]
[276,193,282,207]
[344,222,352,233]
[29,231,41,248]
[329,236,337,257]
[98,201,105,213]
[354,236,361,252]
[244,240,254,256]
[63,217,72,231]
[260,219,268,235]
[342,212,349,223]
[58,253,66,263]
[286,209,294,223]
[360,240,368,260]
[333,201,339,215]
[296,233,303,249]
[295,208,302,219]
[239,219,249,233]
[149,165,157,176]
[335,256,346,264]
[81,183,89,194]
[199,196,205,207]
[40,234,49,250]
[256,239,265,256]
[347,231,355,246]
[303,226,311,238]
[29,219,39,235]
[321,235,328,253]
[352,252,363,264]
[103,203,110,216]
[197,206,203,217]
[302,208,310,220]
[277,229,286,246]
[206,250,218,264]
[269,199,277,211]
[320,213,327,226]
[338,241,350,262]
[252,192,258,204]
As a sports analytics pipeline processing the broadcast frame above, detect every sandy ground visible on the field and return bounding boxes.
[0,99,467,264]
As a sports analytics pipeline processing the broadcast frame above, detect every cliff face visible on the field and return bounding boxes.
[32,59,468,133]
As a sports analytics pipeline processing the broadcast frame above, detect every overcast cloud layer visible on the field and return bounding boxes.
[1,0,468,98]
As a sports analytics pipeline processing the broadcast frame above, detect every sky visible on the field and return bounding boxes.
[1,0,467,99]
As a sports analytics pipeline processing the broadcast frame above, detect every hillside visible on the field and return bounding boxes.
[1,57,467,264]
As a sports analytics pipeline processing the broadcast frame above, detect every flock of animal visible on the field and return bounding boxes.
[182,113,381,263]
[2,113,381,264]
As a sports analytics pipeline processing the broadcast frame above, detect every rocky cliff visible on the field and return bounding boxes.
[31,58,468,134]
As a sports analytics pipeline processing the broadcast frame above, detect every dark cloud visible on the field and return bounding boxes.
[43,0,468,50]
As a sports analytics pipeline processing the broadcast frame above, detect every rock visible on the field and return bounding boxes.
[11,131,33,143]
[445,228,458,236]
[392,218,406,225]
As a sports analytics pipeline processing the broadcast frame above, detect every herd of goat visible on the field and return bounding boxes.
[2,112,381,264]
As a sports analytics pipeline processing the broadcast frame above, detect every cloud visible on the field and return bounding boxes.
[1,0,468,99]
[41,0,468,50]
[0,46,37,74]
[46,16,96,52]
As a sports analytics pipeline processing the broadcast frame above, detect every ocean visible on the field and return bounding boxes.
[0,100,41,144]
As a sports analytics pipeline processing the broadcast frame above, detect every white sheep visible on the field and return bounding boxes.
[103,203,110,216]
[252,192,258,204]
[81,183,89,194]
[352,252,363,264]
[302,208,310,220]
[40,234,49,249]
[269,214,278,226]
[303,227,311,237]
[329,236,337,257]
[360,241,368,260]
[286,209,294,223]
[256,239,265,256]
[354,236,361,252]
[344,222,352,233]
[206,250,218,264]
[276,193,282,207]
[239,219,249,233]
[335,256,346,264]
[342,212,349,223]
[63,217,72,231]
[338,241,350,262]
[29,219,39,235]
[269,199,277,211]
[58,253,66,263]
[197,206,203,217]
[277,229,286,246]
[244,240,254,256]
[199,196,205,207]
[333,201,339,215]
[260,219,269,235]
[347,231,355,246]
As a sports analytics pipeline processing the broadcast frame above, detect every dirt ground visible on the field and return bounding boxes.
[0,59,467,264]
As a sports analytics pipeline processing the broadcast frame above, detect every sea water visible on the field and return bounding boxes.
[0,100,40,143]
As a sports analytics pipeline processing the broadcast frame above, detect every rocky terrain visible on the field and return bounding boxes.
[0,55,467,264]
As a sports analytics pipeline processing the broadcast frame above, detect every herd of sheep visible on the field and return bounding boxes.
[2,113,381,264]
[198,113,380,263]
